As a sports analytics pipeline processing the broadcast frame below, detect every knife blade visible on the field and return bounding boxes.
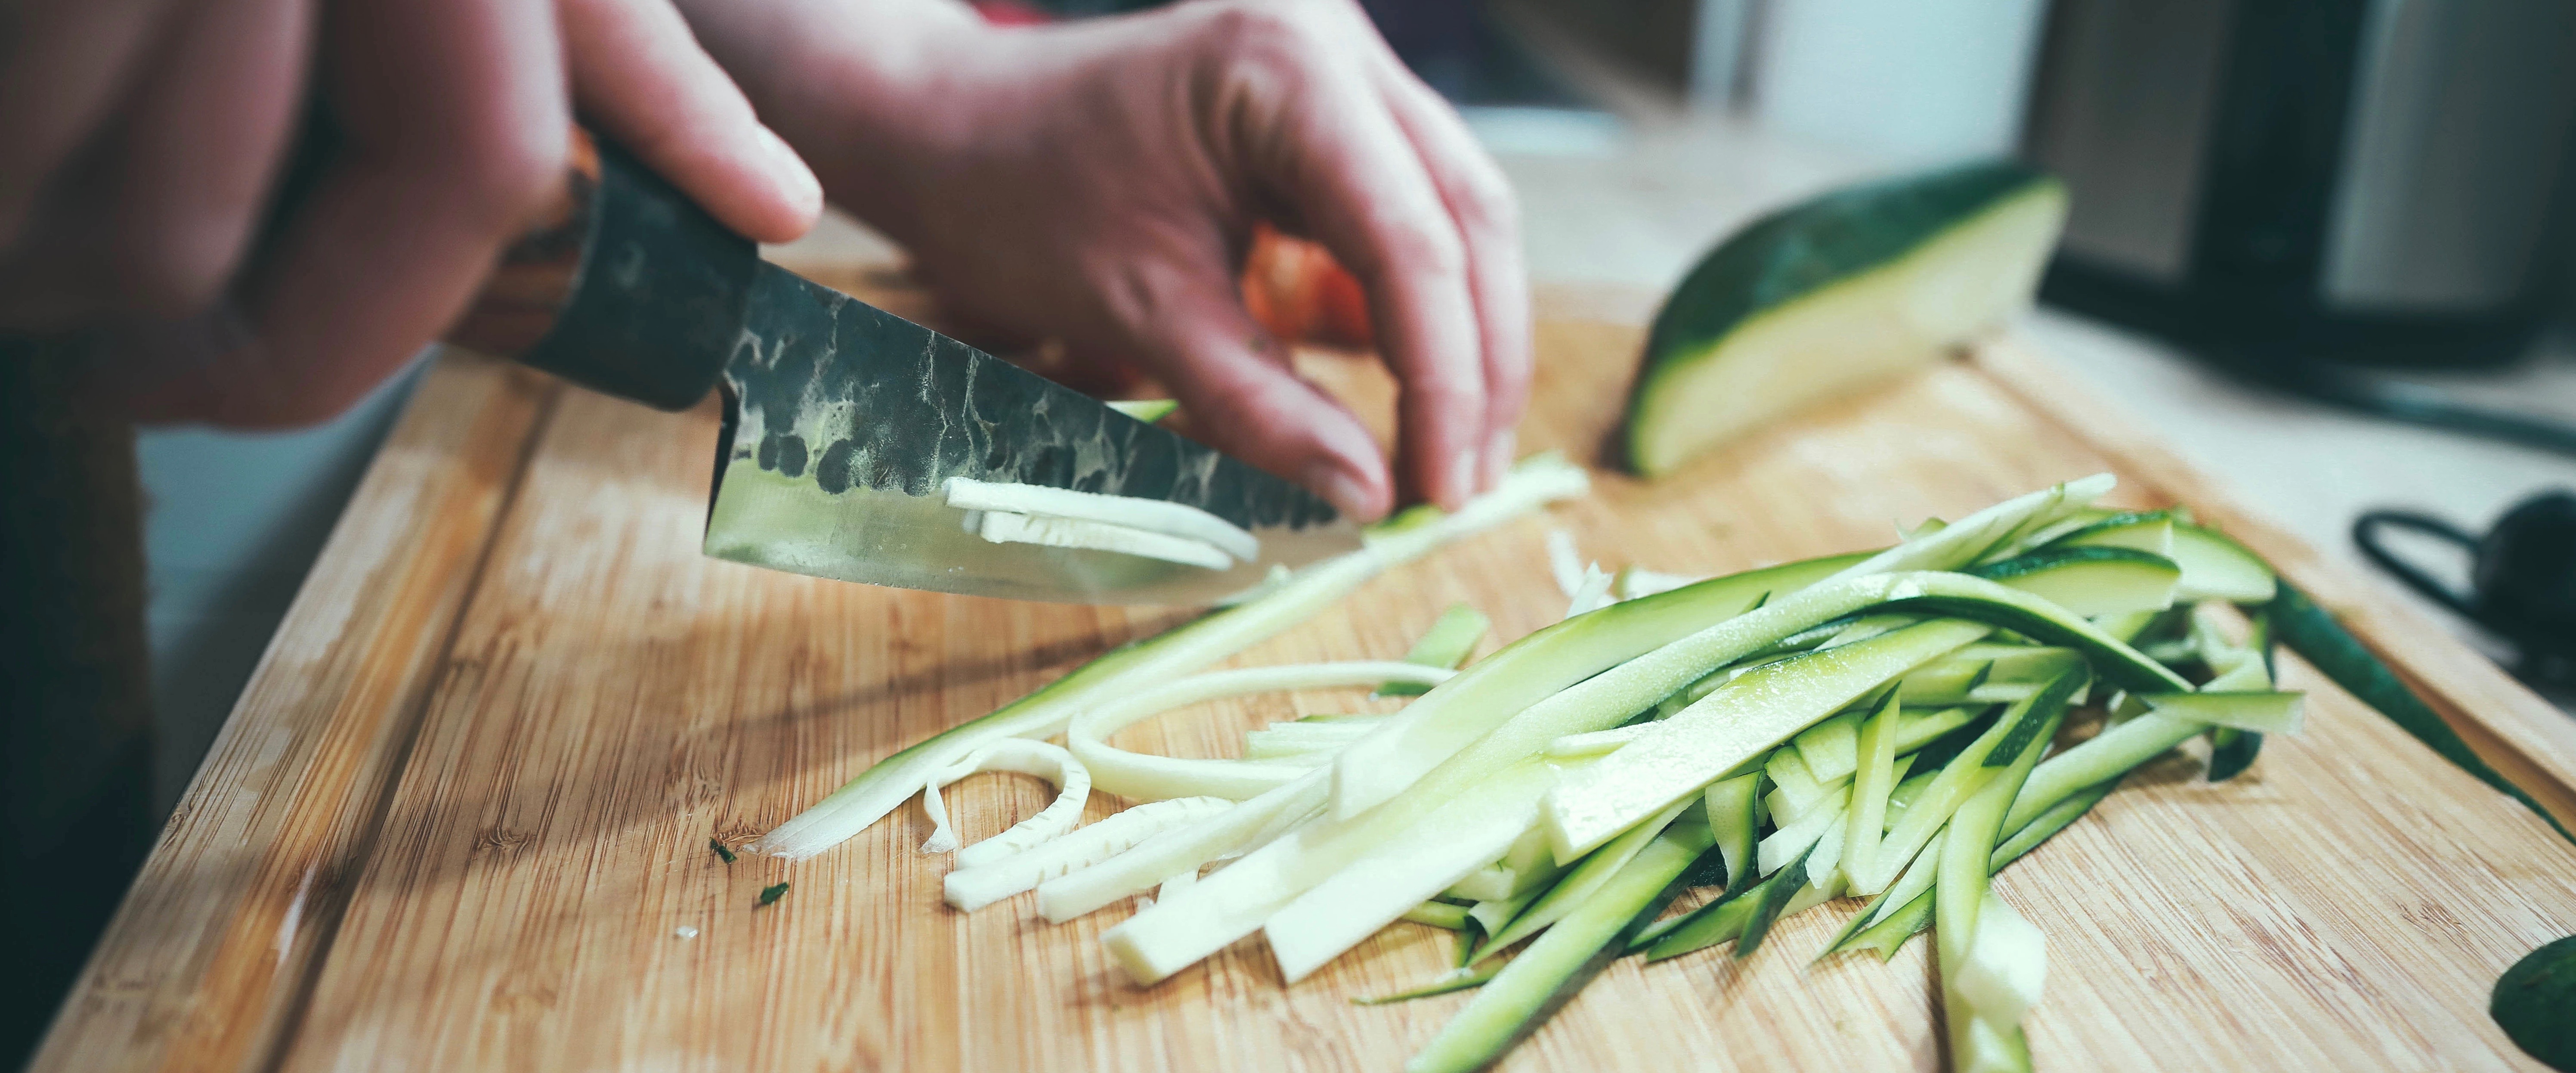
[445,128,1360,605]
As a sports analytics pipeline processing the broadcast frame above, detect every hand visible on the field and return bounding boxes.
[715,0,1531,520]
[0,0,823,426]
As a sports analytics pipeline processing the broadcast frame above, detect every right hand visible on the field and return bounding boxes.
[0,0,824,427]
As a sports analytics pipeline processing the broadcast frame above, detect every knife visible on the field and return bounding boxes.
[444,128,1361,605]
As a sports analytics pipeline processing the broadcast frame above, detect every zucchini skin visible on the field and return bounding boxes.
[2271,583,2570,841]
[1626,159,2060,474]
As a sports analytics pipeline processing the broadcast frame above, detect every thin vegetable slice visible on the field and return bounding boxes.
[1404,823,1715,1073]
[1843,690,1902,894]
[1378,603,1491,697]
[943,796,1231,911]
[918,739,1089,865]
[1068,661,1451,801]
[945,475,1260,564]
[1546,616,1997,862]
[753,455,1585,861]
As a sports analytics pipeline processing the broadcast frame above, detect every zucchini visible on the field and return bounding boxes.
[1105,398,1179,423]
[1405,824,1716,1073]
[1968,546,2181,617]
[1853,669,2087,895]
[1377,603,1491,697]
[1624,160,2066,475]
[2043,509,2175,558]
[1354,964,1498,1006]
[2270,582,2568,841]
[1843,691,1904,895]
[1470,800,1691,964]
[1704,772,1763,896]
[2169,522,2277,604]
[1936,695,2062,1073]
[1548,618,1994,861]
[755,454,1587,860]
[2137,691,2305,736]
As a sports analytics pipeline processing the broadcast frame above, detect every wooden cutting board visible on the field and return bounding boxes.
[37,274,2576,1073]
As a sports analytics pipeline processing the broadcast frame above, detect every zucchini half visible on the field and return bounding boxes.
[1624,160,2067,476]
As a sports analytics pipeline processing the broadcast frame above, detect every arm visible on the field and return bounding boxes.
[680,0,1532,520]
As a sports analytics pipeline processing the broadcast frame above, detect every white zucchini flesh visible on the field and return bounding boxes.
[942,796,1232,912]
[969,509,1234,571]
[1036,768,1327,923]
[1565,565,1616,618]
[1794,710,1864,783]
[945,476,1260,563]
[1546,530,1586,599]
[1468,798,1688,964]
[1546,617,1992,861]
[1759,785,1850,876]
[2139,691,2305,735]
[1545,725,1644,760]
[917,740,1090,866]
[1956,895,2047,1027]
[1265,761,1573,982]
[1704,772,1762,886]
[753,455,1584,862]
[1109,758,1562,986]
[1615,566,1707,600]
[1066,661,1453,801]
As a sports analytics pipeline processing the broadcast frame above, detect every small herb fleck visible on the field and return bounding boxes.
[709,838,737,863]
[758,882,790,907]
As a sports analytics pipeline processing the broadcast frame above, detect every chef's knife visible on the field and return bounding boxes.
[445,129,1360,605]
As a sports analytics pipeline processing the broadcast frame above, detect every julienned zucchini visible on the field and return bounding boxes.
[1624,160,2067,475]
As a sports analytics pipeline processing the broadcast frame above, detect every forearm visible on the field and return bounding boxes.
[671,0,991,247]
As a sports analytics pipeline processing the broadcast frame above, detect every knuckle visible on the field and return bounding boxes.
[1373,216,1466,279]
[1457,170,1521,233]
[1204,0,1330,66]
[444,122,568,233]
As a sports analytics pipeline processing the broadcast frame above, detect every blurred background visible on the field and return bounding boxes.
[145,0,2576,826]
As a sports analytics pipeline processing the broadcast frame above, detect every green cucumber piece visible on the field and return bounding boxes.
[1853,670,2088,895]
[1831,776,2118,961]
[2493,935,2576,1071]
[1355,964,1499,1006]
[1403,902,1473,930]
[1105,398,1179,423]
[2044,509,2176,558]
[1624,160,2066,475]
[1472,800,1690,964]
[2138,691,2304,735]
[2206,609,2276,782]
[1405,826,1715,1073]
[1377,603,1491,697]
[1842,690,1904,898]
[2170,522,2277,604]
[757,455,1589,861]
[1794,710,1865,785]
[1937,701,2062,1073]
[1704,772,1763,897]
[1968,546,2180,617]
[2271,583,2568,841]
[1732,843,1818,960]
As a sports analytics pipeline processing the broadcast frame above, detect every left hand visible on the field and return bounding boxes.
[704,0,1531,521]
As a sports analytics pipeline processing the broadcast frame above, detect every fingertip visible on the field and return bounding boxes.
[1303,456,1392,523]
[751,123,824,240]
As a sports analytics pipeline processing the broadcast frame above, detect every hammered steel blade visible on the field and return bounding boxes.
[702,263,1361,604]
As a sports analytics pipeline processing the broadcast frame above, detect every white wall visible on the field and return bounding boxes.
[1749,0,2051,163]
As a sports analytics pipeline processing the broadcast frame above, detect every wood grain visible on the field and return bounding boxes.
[38,303,2576,1072]
[28,355,557,1073]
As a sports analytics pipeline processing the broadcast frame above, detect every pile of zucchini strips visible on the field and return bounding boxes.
[755,464,2301,1073]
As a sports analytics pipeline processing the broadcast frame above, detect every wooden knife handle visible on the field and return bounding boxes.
[443,126,759,410]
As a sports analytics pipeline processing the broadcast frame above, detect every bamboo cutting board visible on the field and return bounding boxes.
[37,276,2576,1073]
